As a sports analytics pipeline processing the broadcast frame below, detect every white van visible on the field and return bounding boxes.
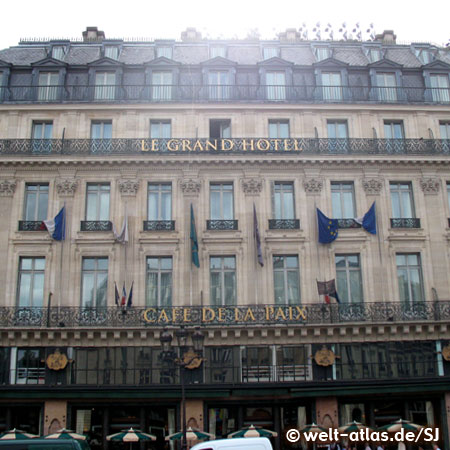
[191,437,273,450]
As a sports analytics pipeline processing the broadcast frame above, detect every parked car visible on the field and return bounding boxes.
[0,438,91,449]
[191,437,273,450]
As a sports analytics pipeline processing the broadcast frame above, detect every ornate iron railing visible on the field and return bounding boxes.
[1,84,449,104]
[143,220,175,231]
[390,218,421,228]
[337,219,362,229]
[18,221,46,231]
[206,220,238,230]
[0,302,448,328]
[268,219,300,229]
[80,221,113,231]
[1,138,449,157]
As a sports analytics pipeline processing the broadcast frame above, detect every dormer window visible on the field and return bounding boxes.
[314,46,331,61]
[263,47,279,60]
[104,46,119,60]
[156,46,173,59]
[366,47,382,63]
[414,47,434,64]
[210,46,227,58]
[51,46,65,60]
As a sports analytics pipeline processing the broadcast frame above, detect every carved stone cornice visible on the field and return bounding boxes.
[303,178,323,194]
[56,178,78,197]
[241,177,263,195]
[0,179,17,196]
[118,179,139,196]
[362,178,383,195]
[420,177,440,195]
[180,178,201,196]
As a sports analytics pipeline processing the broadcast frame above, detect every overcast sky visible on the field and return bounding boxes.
[0,0,449,49]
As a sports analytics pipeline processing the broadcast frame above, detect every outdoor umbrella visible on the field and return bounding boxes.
[165,427,215,441]
[338,421,372,433]
[299,424,328,450]
[0,429,38,440]
[228,425,278,438]
[44,428,87,440]
[378,419,423,432]
[107,427,156,450]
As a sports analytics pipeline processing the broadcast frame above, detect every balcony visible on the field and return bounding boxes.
[80,220,113,232]
[18,221,46,232]
[143,220,175,231]
[1,138,449,157]
[0,84,448,105]
[268,219,300,230]
[337,219,362,229]
[206,220,238,230]
[390,218,421,229]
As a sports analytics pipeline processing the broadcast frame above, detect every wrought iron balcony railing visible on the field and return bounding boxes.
[206,220,238,230]
[143,220,175,231]
[80,220,113,232]
[268,219,300,230]
[337,219,362,229]
[1,138,449,157]
[390,218,421,229]
[18,221,46,231]
[0,301,448,328]
[0,84,449,105]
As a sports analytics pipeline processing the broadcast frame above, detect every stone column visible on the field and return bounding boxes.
[185,399,204,430]
[315,397,338,429]
[44,400,68,434]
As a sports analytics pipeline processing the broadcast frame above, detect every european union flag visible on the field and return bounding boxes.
[362,201,377,234]
[317,208,338,244]
[190,204,200,268]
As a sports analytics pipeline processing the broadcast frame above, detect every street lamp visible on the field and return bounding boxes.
[159,326,205,450]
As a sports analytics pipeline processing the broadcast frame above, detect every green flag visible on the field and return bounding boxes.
[190,204,200,267]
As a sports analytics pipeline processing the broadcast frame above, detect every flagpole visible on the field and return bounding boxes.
[375,202,386,302]
[253,203,259,305]
[314,201,323,289]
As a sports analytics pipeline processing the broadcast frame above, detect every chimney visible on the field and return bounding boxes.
[181,27,202,42]
[375,30,396,44]
[279,28,301,42]
[82,27,105,42]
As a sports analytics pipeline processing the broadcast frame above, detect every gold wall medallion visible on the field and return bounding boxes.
[314,346,336,367]
[46,350,68,371]
[182,350,203,369]
[442,344,450,361]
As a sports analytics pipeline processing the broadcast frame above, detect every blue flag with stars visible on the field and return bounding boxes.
[317,208,338,244]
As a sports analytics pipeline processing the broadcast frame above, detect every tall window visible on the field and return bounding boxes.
[38,72,59,101]
[366,48,381,63]
[396,253,424,303]
[210,183,233,220]
[266,71,286,101]
[273,255,300,305]
[269,120,289,138]
[390,182,415,218]
[335,254,363,303]
[146,257,172,307]
[104,46,119,60]
[85,183,110,221]
[210,46,226,58]
[17,257,45,307]
[150,120,171,138]
[31,121,53,153]
[384,121,405,153]
[327,120,348,151]
[331,182,355,218]
[376,73,397,102]
[91,120,112,152]
[430,74,450,103]
[81,257,108,308]
[441,122,450,140]
[273,182,295,219]
[210,256,236,306]
[322,72,342,101]
[51,46,65,60]
[148,183,172,220]
[152,71,173,100]
[16,348,45,385]
[24,183,49,221]
[209,119,231,138]
[315,47,331,61]
[208,71,230,100]
[263,47,278,60]
[156,47,173,59]
[94,72,115,100]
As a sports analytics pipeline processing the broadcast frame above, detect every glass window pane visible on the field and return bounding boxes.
[82,273,95,307]
[18,273,31,306]
[34,258,45,271]
[146,272,158,306]
[210,272,221,305]
[210,190,221,220]
[95,273,108,307]
[224,272,235,305]
[286,256,298,268]
[37,190,48,221]
[160,272,172,307]
[99,192,110,220]
[336,271,349,303]
[273,256,284,269]
[224,257,235,269]
[148,191,158,220]
[287,271,300,303]
[274,271,285,304]
[97,258,108,271]
[147,258,159,270]
[222,190,233,220]
[349,271,363,303]
[160,257,172,270]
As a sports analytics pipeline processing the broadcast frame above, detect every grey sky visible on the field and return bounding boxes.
[1,0,449,49]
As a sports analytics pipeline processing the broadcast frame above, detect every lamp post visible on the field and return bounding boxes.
[159,326,205,450]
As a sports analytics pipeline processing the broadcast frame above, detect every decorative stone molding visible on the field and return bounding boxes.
[180,178,201,195]
[56,178,78,197]
[118,179,139,196]
[241,177,263,195]
[303,178,323,194]
[420,178,440,195]
[362,178,383,195]
[0,179,17,196]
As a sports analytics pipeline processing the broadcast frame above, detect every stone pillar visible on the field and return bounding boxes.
[315,397,338,429]
[185,399,204,430]
[44,400,67,434]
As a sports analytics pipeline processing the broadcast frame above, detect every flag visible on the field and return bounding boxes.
[317,279,341,303]
[355,201,376,234]
[190,204,200,268]
[113,212,129,244]
[114,282,120,306]
[253,203,264,267]
[127,282,133,308]
[121,283,127,307]
[317,208,338,244]
[43,206,66,241]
